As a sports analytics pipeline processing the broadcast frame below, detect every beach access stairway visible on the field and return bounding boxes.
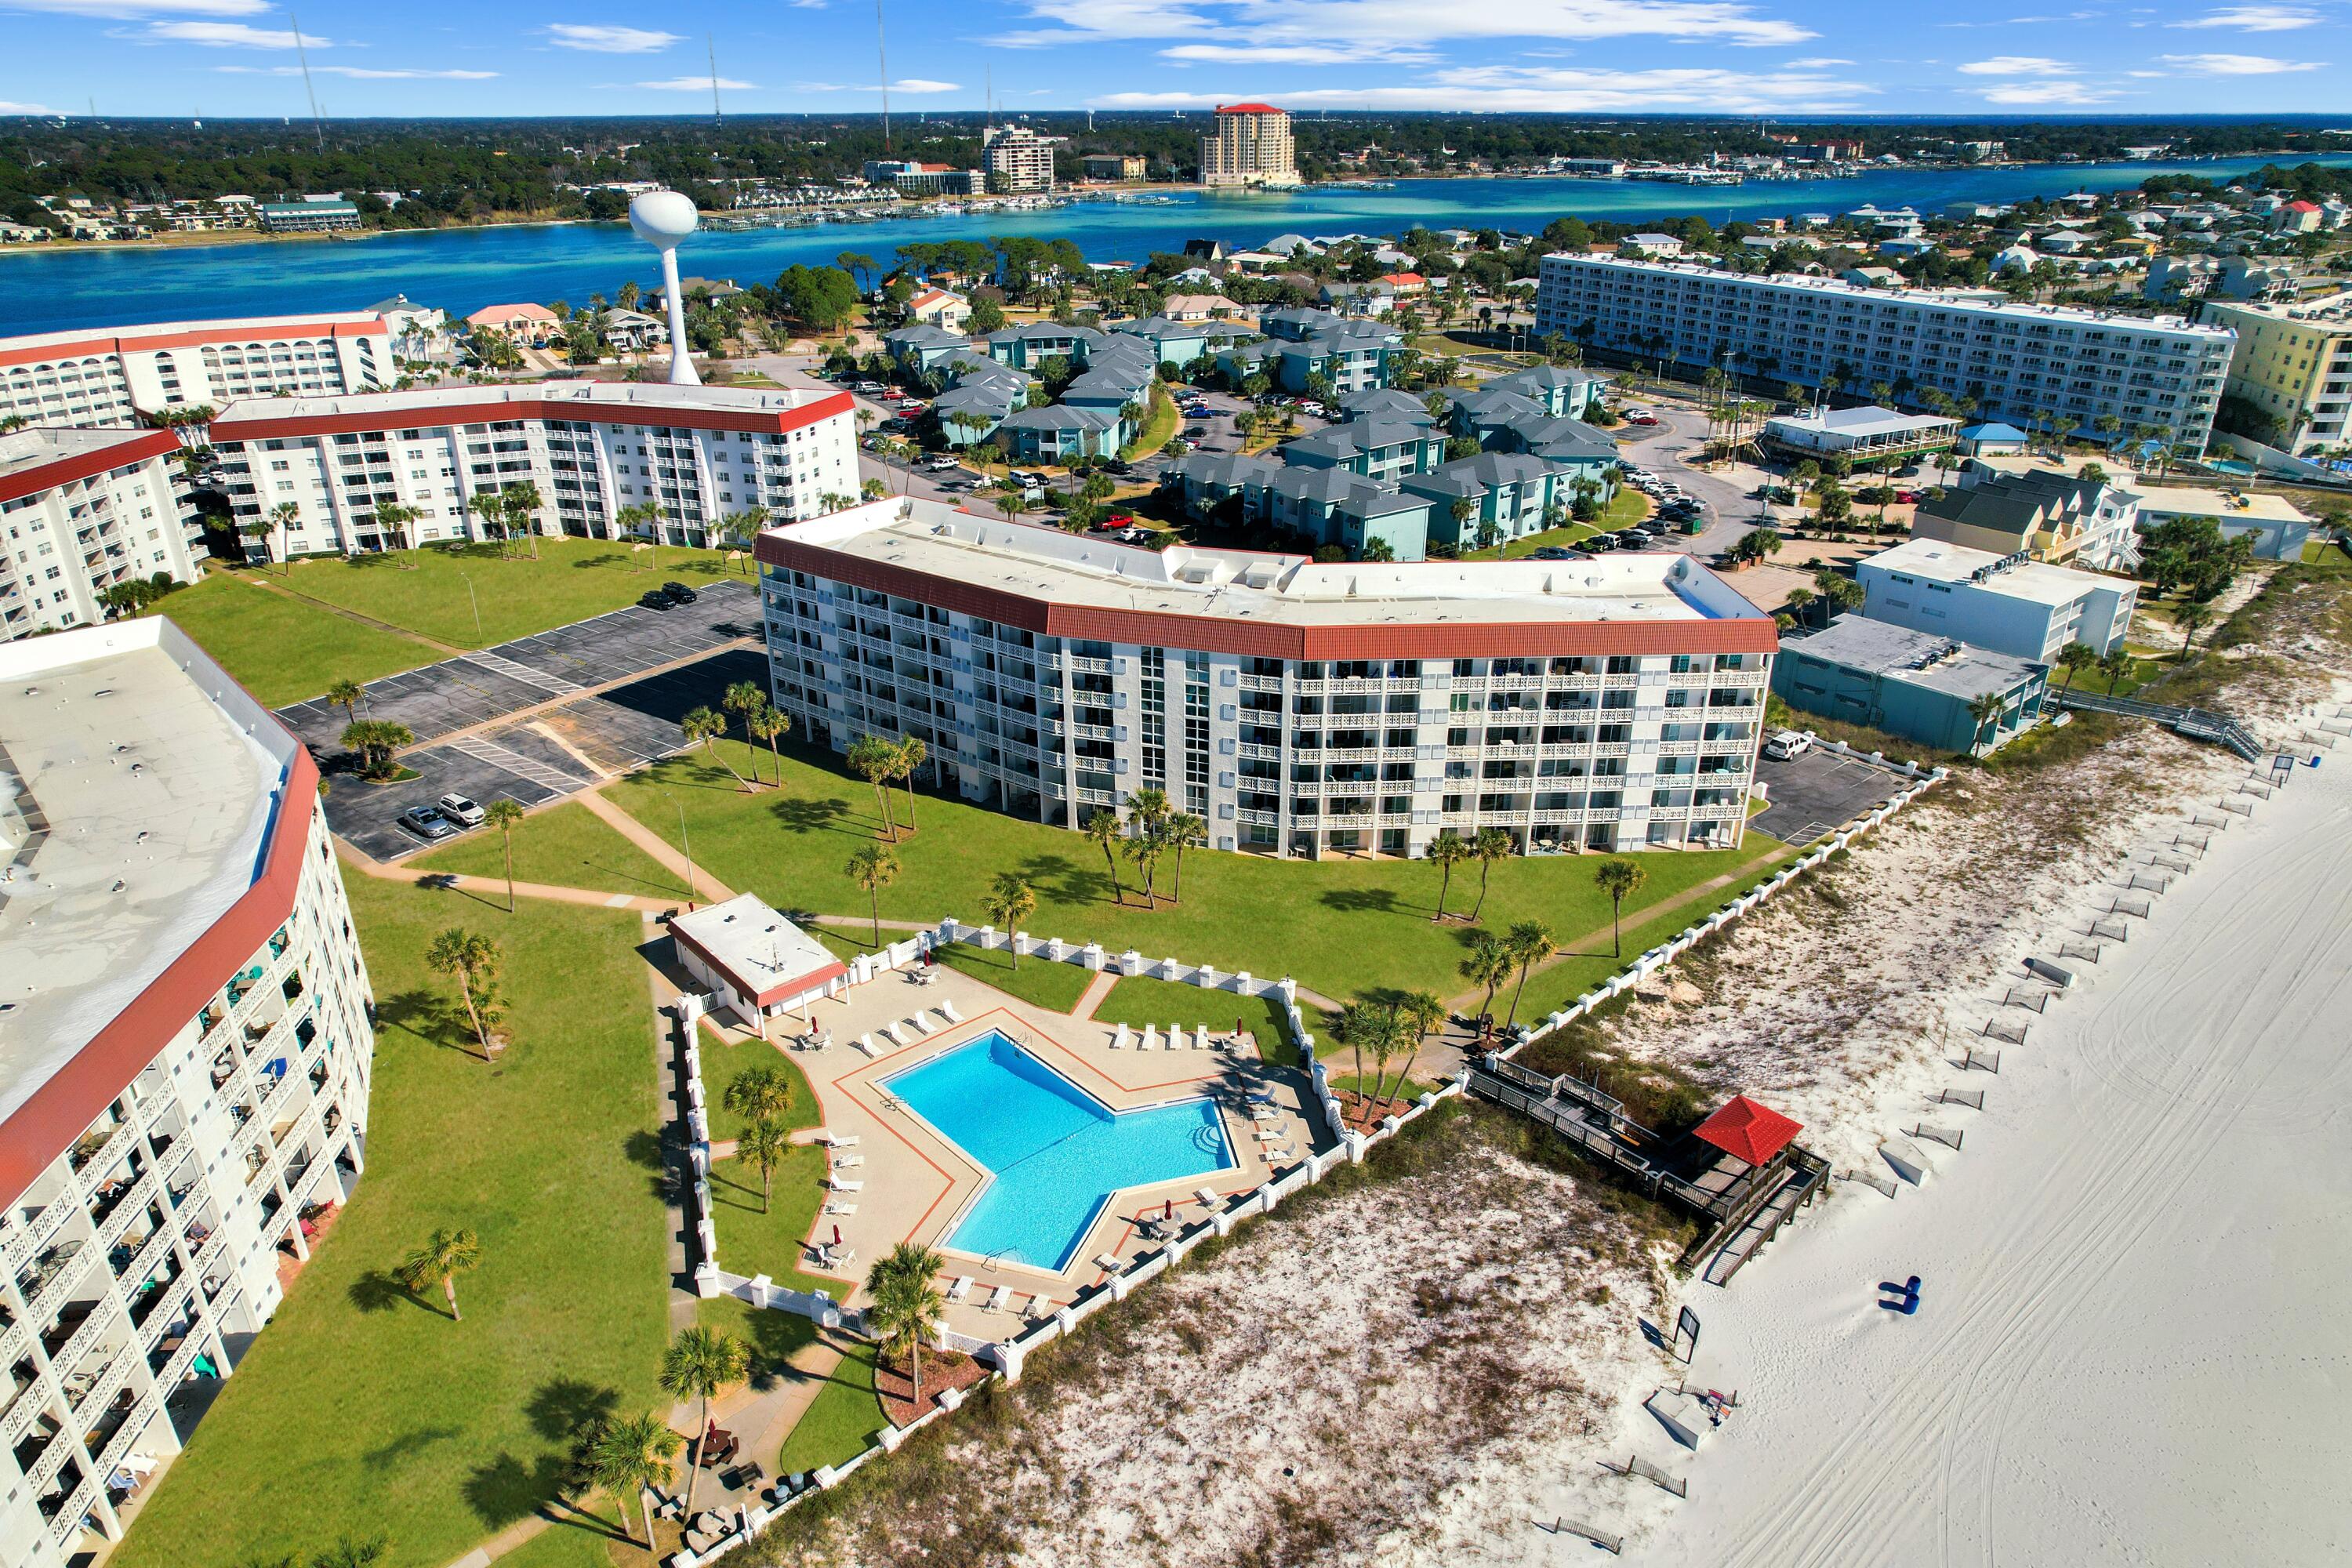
[2053,688,2262,762]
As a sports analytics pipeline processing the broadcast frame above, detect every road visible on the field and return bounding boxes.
[1613,401,1773,560]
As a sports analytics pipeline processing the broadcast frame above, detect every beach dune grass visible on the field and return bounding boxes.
[108,877,669,1568]
[604,735,1772,1007]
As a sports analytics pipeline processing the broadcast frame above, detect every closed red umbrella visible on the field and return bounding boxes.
[831,1224,842,1247]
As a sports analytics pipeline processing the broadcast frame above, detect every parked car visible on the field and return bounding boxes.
[437,793,485,828]
[1762,728,1813,761]
[1531,546,1579,561]
[639,589,676,611]
[397,807,458,842]
[925,455,961,471]
[1585,534,1618,551]
[662,580,699,604]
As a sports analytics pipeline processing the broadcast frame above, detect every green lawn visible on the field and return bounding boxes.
[604,738,1768,1007]
[931,940,1094,1012]
[708,1129,836,1301]
[272,536,746,648]
[1121,381,1178,462]
[1092,973,1298,1048]
[155,574,441,706]
[413,801,688,902]
[1461,489,1648,562]
[113,880,670,1568]
[774,1339,885,1478]
[700,1035,821,1146]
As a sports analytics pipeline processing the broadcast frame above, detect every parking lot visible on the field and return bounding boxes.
[287,583,764,861]
[1751,744,1914,847]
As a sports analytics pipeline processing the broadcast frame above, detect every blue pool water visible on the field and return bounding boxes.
[884,1032,1232,1271]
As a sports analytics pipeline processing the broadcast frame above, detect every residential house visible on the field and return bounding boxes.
[998,403,1125,463]
[1404,452,1587,550]
[1485,364,1607,420]
[906,288,971,331]
[1911,465,2141,571]
[1162,292,1244,322]
[466,302,562,348]
[985,321,1103,371]
[2125,482,2313,561]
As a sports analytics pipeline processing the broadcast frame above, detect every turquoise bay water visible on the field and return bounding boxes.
[6,155,2350,337]
[885,1031,1232,1271]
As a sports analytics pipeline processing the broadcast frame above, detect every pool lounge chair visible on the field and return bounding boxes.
[1192,1029,1209,1049]
[831,1154,865,1170]
[984,1284,1010,1312]
[946,1276,974,1302]
[939,999,964,1024]
[1111,1024,1131,1050]
[1143,1025,1160,1050]
[1170,1025,1188,1051]
[885,1022,913,1047]
[1093,1252,1126,1276]
[1193,1187,1220,1208]
[824,1201,857,1216]
[852,1035,880,1058]
[824,1177,864,1192]
[815,1132,859,1148]
[909,1012,936,1035]
[1263,1145,1297,1163]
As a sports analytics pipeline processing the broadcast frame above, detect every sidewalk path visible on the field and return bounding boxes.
[578,788,739,905]
[1071,970,1119,1021]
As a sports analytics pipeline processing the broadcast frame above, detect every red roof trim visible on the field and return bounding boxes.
[0,427,181,505]
[755,532,1780,659]
[0,318,387,370]
[211,389,855,443]
[670,924,850,1008]
[0,746,320,1205]
[1691,1095,1802,1167]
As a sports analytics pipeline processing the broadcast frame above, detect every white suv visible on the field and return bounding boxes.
[437,793,486,827]
[1761,729,1811,761]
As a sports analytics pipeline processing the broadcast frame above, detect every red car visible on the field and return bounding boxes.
[1895,488,1920,504]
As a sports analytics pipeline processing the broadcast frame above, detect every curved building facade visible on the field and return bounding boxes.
[0,619,376,1568]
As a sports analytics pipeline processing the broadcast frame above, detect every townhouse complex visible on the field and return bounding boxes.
[1534,255,2235,454]
[1911,463,2142,572]
[206,382,858,557]
[0,315,390,429]
[757,498,1776,860]
[2,427,203,640]
[1200,104,1299,189]
[2203,291,2352,456]
[0,620,376,1568]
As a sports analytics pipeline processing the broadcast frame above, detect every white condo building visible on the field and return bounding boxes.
[759,499,1777,858]
[0,620,376,1568]
[1534,255,2235,453]
[981,125,1057,194]
[3,428,202,642]
[206,383,858,557]
[0,315,391,429]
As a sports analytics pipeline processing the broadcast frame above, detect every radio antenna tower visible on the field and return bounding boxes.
[875,0,892,152]
[709,35,724,123]
[290,13,325,151]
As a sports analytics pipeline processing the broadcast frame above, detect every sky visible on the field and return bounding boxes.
[0,0,2347,121]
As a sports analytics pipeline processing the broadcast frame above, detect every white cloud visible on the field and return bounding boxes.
[1956,55,2074,74]
[2158,49,2321,70]
[216,64,499,78]
[1977,79,2114,101]
[544,24,681,53]
[1161,42,1438,63]
[622,74,756,90]
[997,0,1817,52]
[130,19,323,45]
[793,77,964,92]
[1094,63,1875,113]
[1784,55,1853,66]
[0,99,54,111]
[2168,5,2321,30]
[2,0,265,15]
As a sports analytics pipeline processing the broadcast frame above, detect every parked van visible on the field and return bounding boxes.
[1762,728,1812,761]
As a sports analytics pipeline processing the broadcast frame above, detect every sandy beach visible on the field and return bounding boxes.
[1630,718,2352,1566]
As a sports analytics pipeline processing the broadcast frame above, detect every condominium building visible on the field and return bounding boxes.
[981,125,1057,194]
[758,498,1775,859]
[2205,291,2352,455]
[206,383,856,558]
[1200,103,1299,189]
[2,427,201,641]
[1857,536,2136,660]
[0,619,376,1568]
[1534,255,2234,453]
[0,315,391,429]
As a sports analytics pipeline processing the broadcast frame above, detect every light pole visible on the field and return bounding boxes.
[458,571,483,642]
[665,791,697,909]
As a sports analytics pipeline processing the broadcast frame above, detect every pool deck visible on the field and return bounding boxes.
[690,952,1328,1345]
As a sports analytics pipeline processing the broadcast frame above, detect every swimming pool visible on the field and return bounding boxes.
[884,1031,1233,1271]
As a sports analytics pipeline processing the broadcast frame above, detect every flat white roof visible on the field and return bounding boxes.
[0,312,384,354]
[0,425,159,480]
[774,499,1762,627]
[2124,484,2310,525]
[0,621,291,1127]
[214,381,840,425]
[1862,539,2125,608]
[671,894,841,1000]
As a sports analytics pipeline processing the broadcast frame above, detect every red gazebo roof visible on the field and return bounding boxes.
[1691,1096,1802,1167]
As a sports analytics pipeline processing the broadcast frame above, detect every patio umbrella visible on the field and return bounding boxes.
[831,1224,842,1247]
[1163,1198,1174,1221]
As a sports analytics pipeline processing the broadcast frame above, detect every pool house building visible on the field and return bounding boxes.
[757,497,1777,860]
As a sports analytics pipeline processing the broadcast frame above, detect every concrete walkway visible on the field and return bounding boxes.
[1071,970,1119,1021]
[577,788,739,906]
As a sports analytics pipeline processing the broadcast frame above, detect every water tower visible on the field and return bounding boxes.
[629,189,702,387]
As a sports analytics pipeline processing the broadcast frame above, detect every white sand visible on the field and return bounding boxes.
[1631,725,2352,1566]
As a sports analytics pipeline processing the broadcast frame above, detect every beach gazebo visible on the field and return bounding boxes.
[1690,1095,1803,1174]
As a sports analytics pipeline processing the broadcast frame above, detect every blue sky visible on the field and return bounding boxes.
[1,0,2345,120]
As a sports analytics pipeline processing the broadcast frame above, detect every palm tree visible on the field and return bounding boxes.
[426,927,503,1055]
[499,481,545,561]
[735,1116,793,1214]
[1122,829,1166,910]
[1365,1005,1412,1111]
[846,844,898,945]
[717,506,769,574]
[891,736,928,833]
[583,1410,681,1548]
[1083,808,1125,904]
[660,1326,748,1519]
[394,1226,484,1320]
[2098,648,2133,695]
[720,1062,795,1126]
[614,500,666,572]
[2053,641,2097,693]
[746,701,791,789]
[1335,1000,1377,1107]
[1458,934,1514,1029]
[483,798,526,912]
[2172,601,2209,662]
[984,873,1036,965]
[1465,826,1512,922]
[1425,830,1470,922]
[1594,858,1647,958]
[847,735,899,840]
[720,682,768,787]
[1965,690,2007,751]
[339,718,416,781]
[1502,919,1555,1027]
[267,500,299,573]
[866,1243,947,1415]
[681,706,753,793]
[1163,810,1206,902]
[326,678,365,730]
[1786,586,1814,624]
